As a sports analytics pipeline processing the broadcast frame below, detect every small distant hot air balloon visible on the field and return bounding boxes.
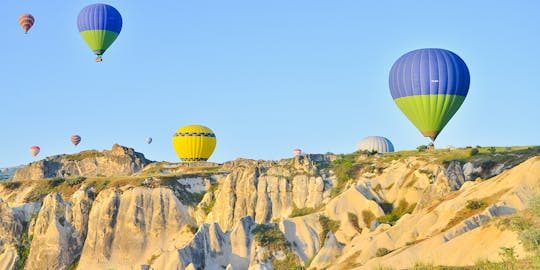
[146,137,152,144]
[71,135,81,146]
[18,14,35,34]
[357,136,394,153]
[172,125,216,162]
[77,4,122,62]
[293,148,302,156]
[30,146,40,157]
[389,48,470,141]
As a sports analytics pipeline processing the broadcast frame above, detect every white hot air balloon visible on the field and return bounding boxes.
[356,136,394,153]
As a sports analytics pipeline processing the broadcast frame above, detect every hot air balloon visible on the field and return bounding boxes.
[172,125,216,162]
[293,148,302,156]
[146,137,152,144]
[389,48,470,141]
[356,136,394,153]
[77,4,122,62]
[18,14,35,34]
[30,146,40,157]
[71,135,81,146]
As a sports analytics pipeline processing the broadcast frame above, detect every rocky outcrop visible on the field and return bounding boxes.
[445,160,466,190]
[330,157,540,270]
[230,216,256,270]
[204,156,334,231]
[13,144,150,180]
[310,231,343,269]
[26,186,94,270]
[280,214,323,262]
[0,200,24,270]
[78,187,194,270]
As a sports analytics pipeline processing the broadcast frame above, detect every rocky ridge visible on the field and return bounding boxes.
[0,146,538,269]
[13,144,150,181]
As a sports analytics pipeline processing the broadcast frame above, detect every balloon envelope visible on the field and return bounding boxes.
[146,137,152,144]
[18,14,35,34]
[30,146,40,157]
[77,4,122,60]
[389,48,470,141]
[356,136,394,153]
[172,125,216,162]
[71,135,81,146]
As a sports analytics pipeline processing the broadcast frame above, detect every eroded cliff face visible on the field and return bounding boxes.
[0,200,24,270]
[13,144,150,181]
[26,186,94,270]
[202,155,334,231]
[0,150,538,270]
[78,187,194,270]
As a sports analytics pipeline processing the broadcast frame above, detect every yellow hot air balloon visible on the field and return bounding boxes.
[172,124,216,162]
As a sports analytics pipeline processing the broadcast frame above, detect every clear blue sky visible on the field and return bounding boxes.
[1,1,539,167]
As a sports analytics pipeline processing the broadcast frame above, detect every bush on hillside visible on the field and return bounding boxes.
[66,177,86,186]
[466,200,486,210]
[375,247,391,257]
[362,210,376,227]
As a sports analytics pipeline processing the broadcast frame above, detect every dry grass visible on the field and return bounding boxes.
[443,189,510,232]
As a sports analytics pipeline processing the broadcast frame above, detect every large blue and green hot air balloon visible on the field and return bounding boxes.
[77,4,122,62]
[389,48,470,141]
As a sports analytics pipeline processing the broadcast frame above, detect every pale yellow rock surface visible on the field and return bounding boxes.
[205,157,334,231]
[328,157,540,269]
[78,187,193,270]
[280,214,323,262]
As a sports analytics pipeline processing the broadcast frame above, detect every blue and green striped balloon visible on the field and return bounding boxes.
[77,4,122,62]
[389,48,470,141]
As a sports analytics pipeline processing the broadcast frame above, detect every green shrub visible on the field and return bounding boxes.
[1,181,21,189]
[417,145,428,152]
[348,212,362,233]
[377,200,416,225]
[290,207,317,218]
[375,247,391,257]
[186,224,199,234]
[469,148,479,156]
[16,232,32,269]
[529,196,540,217]
[466,200,486,210]
[252,224,290,251]
[319,215,340,248]
[520,228,540,251]
[497,216,531,231]
[499,246,517,265]
[48,177,65,188]
[362,210,376,227]
[488,147,497,153]
[66,176,86,186]
[271,252,302,270]
[330,155,366,197]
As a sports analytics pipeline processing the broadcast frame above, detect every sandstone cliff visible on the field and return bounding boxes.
[13,144,150,181]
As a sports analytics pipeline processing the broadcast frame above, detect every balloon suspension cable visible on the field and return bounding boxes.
[95,55,103,62]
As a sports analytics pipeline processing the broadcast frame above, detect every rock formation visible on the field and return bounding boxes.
[13,144,150,181]
[0,148,538,269]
